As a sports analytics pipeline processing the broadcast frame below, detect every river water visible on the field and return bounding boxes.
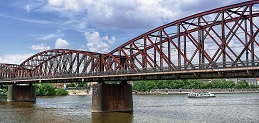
[0,93,259,123]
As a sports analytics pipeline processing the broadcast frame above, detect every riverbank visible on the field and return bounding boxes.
[67,90,90,95]
[135,89,259,95]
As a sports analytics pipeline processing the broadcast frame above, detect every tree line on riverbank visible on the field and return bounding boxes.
[36,84,68,96]
[132,79,257,92]
[0,83,79,97]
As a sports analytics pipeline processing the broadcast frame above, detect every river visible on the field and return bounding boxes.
[0,93,259,123]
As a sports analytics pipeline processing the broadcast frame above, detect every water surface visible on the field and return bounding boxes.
[0,93,259,123]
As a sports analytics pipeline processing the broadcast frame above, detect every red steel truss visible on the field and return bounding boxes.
[103,0,259,72]
[14,49,104,78]
[0,64,19,79]
[1,1,259,82]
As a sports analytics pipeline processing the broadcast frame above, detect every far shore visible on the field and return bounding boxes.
[134,89,259,95]
[67,90,90,95]
[65,89,259,95]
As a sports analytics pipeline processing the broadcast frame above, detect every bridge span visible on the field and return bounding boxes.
[1,1,259,112]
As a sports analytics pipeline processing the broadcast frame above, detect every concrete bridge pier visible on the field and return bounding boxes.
[92,81,133,112]
[7,84,36,102]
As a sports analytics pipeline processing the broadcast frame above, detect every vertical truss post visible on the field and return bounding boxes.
[177,24,181,70]
[198,17,205,69]
[76,53,80,74]
[120,57,126,71]
[44,62,47,76]
[130,43,134,69]
[184,33,187,70]
[119,50,126,70]
[143,37,147,68]
[160,30,163,69]
[119,49,122,69]
[249,5,254,66]
[221,11,226,67]
[90,57,95,73]
[244,17,249,66]
[167,34,171,68]
[99,54,104,73]
[68,52,72,73]
[154,37,157,68]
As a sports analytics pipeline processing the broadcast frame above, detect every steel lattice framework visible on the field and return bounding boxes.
[1,0,259,83]
[104,0,259,71]
[0,64,19,79]
[15,49,104,78]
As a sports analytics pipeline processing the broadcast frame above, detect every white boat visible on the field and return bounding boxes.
[188,91,216,98]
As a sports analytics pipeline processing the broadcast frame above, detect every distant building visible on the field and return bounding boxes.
[203,78,258,86]
[201,79,212,83]
[225,78,238,83]
[256,78,259,85]
[240,78,257,85]
[226,78,258,85]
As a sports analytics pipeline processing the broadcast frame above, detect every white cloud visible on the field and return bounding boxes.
[0,54,34,65]
[25,5,30,13]
[38,33,63,40]
[44,0,240,30]
[55,38,70,49]
[84,31,116,53]
[31,43,51,51]
[47,0,91,12]
[0,13,50,24]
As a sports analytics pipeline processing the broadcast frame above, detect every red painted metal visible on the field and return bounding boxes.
[0,1,259,82]
[103,0,259,72]
[0,64,19,79]
[14,49,105,78]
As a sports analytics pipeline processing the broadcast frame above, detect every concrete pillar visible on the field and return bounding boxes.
[7,84,36,102]
[92,81,133,112]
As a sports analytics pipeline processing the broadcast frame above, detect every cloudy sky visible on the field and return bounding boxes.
[0,0,248,64]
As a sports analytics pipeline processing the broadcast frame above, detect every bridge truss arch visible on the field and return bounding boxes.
[15,49,104,78]
[103,0,259,74]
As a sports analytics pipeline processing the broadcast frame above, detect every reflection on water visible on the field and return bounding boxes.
[1,94,259,123]
[92,112,133,123]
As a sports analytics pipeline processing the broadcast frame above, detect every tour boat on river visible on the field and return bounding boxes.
[188,91,216,98]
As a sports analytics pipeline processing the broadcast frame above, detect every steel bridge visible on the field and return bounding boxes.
[1,1,259,84]
[1,0,259,112]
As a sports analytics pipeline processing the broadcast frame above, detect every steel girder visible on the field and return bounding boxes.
[103,0,259,74]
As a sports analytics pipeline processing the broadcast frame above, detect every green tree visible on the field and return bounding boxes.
[235,80,249,89]
[55,88,69,96]
[183,79,205,89]
[133,81,146,91]
[67,83,76,87]
[224,80,235,88]
[145,81,157,91]
[210,79,224,88]
[132,79,254,92]
[155,80,165,89]
[36,84,56,96]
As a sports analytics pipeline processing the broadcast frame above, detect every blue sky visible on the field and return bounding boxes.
[0,0,247,64]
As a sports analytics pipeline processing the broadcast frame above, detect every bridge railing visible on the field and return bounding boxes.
[96,60,259,76]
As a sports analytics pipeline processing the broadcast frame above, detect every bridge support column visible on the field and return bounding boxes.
[92,81,133,112]
[7,84,36,102]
